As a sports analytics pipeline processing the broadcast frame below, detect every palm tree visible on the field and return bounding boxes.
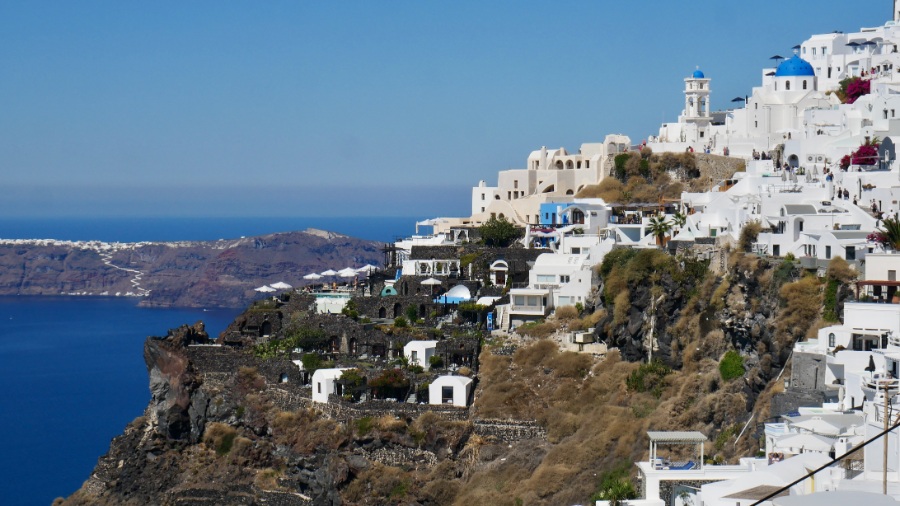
[671,211,687,235]
[594,477,637,506]
[647,215,672,248]
[877,213,900,250]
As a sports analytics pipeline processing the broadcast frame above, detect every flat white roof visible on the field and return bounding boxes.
[647,431,707,442]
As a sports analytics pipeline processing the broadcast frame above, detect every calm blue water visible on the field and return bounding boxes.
[0,296,239,505]
[0,216,412,505]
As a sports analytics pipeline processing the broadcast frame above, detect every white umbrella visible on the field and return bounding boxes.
[337,267,358,278]
[320,269,338,276]
[254,285,276,293]
[270,281,293,290]
[356,264,377,274]
[420,277,442,285]
[303,273,323,280]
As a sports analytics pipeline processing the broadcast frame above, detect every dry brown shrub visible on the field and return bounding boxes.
[422,479,460,506]
[554,305,579,320]
[513,339,558,368]
[577,177,623,201]
[343,464,412,503]
[516,321,559,339]
[271,410,347,454]
[778,276,822,348]
[529,463,575,498]
[236,366,265,391]
[612,290,630,326]
[375,414,407,432]
[826,256,856,282]
[547,351,593,379]
[457,366,472,376]
[203,422,238,455]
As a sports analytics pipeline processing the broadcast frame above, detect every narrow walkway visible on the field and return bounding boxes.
[98,251,151,296]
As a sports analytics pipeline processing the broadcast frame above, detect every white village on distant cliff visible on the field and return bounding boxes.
[367,2,900,504]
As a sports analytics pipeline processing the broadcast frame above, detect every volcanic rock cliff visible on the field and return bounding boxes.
[0,229,381,308]
[60,248,848,506]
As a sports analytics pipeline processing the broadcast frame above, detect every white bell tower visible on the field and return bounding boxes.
[683,67,711,122]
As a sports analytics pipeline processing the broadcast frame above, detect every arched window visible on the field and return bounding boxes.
[803,80,808,90]
[786,81,791,91]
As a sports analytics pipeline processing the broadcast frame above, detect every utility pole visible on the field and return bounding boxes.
[885,380,890,495]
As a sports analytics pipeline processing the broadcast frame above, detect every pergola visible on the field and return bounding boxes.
[647,431,707,470]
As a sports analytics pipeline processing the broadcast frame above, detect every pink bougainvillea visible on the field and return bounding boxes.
[852,142,879,165]
[846,78,871,104]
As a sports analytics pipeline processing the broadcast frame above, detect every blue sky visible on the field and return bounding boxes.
[0,1,886,217]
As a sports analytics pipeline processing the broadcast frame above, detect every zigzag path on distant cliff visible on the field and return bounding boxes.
[0,229,382,308]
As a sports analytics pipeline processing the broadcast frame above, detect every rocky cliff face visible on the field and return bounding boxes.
[144,323,210,443]
[0,229,382,308]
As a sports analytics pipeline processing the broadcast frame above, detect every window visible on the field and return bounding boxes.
[411,351,418,363]
[828,67,832,78]
[755,121,758,128]
[829,333,836,347]
[514,295,525,306]
[571,247,581,254]
[514,180,518,189]
[846,246,856,261]
[889,270,896,281]
[886,110,891,120]
[812,47,817,56]
[799,221,804,232]
[507,191,511,200]
[537,274,555,283]
[317,383,322,394]
[773,245,781,256]
[825,245,831,259]
[803,80,807,90]
[442,386,454,403]
[585,161,590,168]
[560,275,570,283]
[822,46,827,55]
[481,194,485,200]
[893,109,896,118]
[786,81,791,91]
[481,207,485,213]
[700,131,705,138]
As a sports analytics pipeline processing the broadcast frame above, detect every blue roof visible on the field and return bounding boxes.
[775,55,815,77]
[692,69,705,79]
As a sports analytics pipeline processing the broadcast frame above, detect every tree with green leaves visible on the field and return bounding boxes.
[646,215,672,248]
[479,216,522,247]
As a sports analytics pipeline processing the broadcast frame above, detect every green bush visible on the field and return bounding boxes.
[719,350,745,381]
[406,306,419,323]
[429,355,444,368]
[626,361,671,397]
[823,278,840,322]
[393,316,408,328]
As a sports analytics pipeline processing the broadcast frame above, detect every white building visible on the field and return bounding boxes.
[403,340,438,370]
[428,375,473,407]
[311,368,351,404]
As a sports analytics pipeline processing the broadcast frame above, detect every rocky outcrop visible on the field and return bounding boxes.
[144,323,211,442]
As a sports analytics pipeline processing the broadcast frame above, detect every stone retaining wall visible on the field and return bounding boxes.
[473,418,546,442]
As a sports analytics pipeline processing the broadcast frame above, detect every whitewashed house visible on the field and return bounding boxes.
[311,368,350,404]
[429,375,473,407]
[404,340,438,370]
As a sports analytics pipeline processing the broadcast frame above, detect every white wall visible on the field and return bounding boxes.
[312,368,350,403]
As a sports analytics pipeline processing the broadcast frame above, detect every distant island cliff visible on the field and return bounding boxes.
[0,229,382,308]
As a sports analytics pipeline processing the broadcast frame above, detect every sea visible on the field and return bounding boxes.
[0,216,418,506]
